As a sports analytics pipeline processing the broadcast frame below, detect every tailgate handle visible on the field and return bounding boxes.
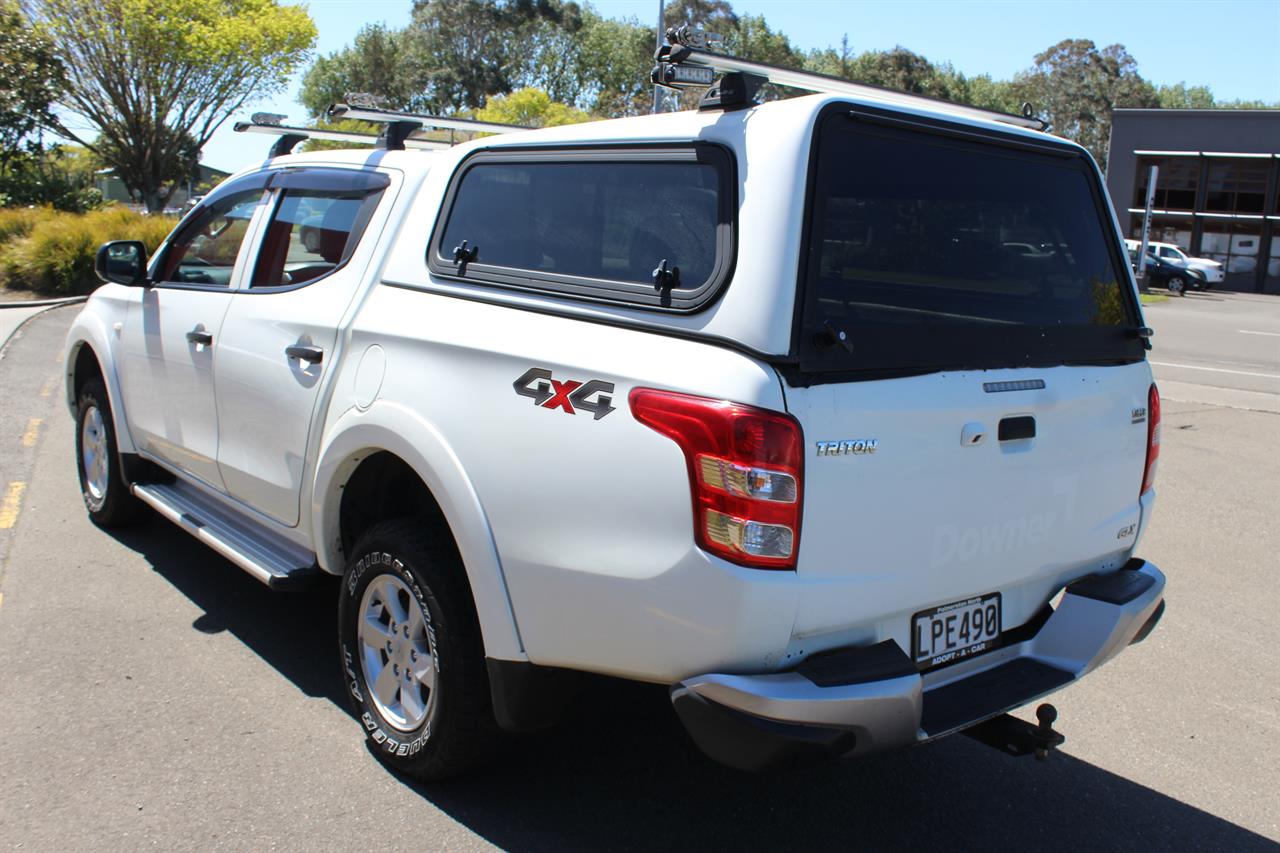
[998,416,1036,442]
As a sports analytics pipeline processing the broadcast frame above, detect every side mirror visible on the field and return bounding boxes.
[95,240,149,286]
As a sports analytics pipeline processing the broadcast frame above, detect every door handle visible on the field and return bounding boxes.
[998,416,1036,441]
[186,329,213,346]
[285,344,324,364]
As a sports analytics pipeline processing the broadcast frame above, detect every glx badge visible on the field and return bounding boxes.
[514,368,616,420]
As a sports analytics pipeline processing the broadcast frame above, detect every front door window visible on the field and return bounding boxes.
[156,189,266,287]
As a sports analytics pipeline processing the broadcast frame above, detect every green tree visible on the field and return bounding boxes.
[299,25,424,118]
[962,74,1022,114]
[29,0,315,211]
[473,86,590,127]
[1156,82,1216,109]
[570,10,655,117]
[404,0,584,113]
[0,0,62,170]
[847,46,950,98]
[805,34,855,80]
[663,0,737,35]
[1015,39,1158,167]
[0,144,105,212]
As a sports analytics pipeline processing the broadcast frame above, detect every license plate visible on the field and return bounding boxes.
[912,593,1001,668]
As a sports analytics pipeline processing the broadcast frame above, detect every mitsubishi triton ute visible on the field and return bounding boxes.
[64,40,1166,779]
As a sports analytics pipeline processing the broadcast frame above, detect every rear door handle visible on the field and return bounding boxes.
[186,329,213,346]
[285,344,324,364]
[998,416,1036,441]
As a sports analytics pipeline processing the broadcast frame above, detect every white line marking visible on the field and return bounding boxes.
[1150,361,1280,380]
[1238,330,1280,337]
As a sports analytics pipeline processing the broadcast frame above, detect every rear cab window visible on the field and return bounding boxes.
[427,146,735,311]
[797,106,1145,379]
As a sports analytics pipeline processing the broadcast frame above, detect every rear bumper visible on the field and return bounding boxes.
[672,558,1165,771]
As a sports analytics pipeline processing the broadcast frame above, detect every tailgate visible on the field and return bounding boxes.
[784,363,1153,644]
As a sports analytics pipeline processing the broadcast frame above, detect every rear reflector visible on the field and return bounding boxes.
[1141,383,1161,496]
[630,388,804,569]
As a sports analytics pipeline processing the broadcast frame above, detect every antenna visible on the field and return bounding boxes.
[653,26,1046,130]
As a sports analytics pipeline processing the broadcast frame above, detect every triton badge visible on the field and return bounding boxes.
[513,368,616,420]
[815,439,878,457]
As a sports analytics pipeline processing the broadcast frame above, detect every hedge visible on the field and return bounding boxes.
[0,206,178,295]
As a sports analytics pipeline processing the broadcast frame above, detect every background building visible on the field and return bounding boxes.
[94,163,231,213]
[1106,109,1280,294]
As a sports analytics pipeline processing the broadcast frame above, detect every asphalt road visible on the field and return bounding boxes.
[1144,291,1280,413]
[0,304,1277,851]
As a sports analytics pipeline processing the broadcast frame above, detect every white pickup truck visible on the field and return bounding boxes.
[64,77,1166,779]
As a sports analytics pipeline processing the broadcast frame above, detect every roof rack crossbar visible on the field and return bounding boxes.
[327,103,530,136]
[233,120,451,155]
[654,30,1046,131]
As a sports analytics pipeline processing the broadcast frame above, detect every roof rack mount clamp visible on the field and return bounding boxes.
[268,132,307,158]
[379,119,424,152]
[698,71,764,112]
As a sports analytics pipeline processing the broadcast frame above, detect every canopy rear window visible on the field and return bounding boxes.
[798,111,1144,377]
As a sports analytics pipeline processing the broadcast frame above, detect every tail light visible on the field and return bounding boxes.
[1141,383,1161,496]
[629,388,803,570]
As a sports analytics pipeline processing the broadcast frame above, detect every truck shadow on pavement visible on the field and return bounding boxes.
[108,515,1274,853]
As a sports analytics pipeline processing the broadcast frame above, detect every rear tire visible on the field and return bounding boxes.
[338,519,502,781]
[75,378,140,527]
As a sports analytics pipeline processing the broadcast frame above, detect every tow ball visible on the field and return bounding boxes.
[963,704,1066,761]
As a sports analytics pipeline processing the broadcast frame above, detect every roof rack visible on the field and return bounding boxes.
[653,26,1046,131]
[327,103,531,137]
[234,114,452,157]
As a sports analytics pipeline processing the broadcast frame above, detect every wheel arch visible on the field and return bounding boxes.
[311,403,525,662]
[64,314,136,455]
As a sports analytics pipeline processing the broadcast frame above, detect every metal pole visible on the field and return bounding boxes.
[1136,165,1158,292]
[652,0,664,114]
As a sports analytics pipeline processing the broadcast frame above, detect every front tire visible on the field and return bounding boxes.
[338,519,502,781]
[1167,275,1187,296]
[75,377,140,527]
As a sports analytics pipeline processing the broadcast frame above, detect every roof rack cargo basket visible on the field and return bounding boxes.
[653,25,1046,131]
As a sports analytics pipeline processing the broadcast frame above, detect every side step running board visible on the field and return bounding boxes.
[133,483,319,589]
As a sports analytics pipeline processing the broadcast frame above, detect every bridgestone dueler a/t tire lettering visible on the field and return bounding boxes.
[338,518,502,781]
[75,377,140,528]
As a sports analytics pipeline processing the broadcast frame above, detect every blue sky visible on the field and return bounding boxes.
[202,0,1280,170]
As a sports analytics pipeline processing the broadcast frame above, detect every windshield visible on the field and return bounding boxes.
[798,112,1144,376]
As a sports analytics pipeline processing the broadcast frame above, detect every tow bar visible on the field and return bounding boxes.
[963,704,1065,761]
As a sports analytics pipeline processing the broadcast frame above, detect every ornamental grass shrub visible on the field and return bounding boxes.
[0,206,177,295]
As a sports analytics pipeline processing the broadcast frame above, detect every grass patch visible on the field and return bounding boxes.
[1139,292,1169,305]
[0,207,177,295]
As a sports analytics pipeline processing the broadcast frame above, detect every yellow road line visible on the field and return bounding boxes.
[20,418,43,448]
[0,482,26,529]
[39,374,59,398]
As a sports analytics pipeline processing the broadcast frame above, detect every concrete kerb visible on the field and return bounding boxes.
[0,297,87,355]
[0,296,89,310]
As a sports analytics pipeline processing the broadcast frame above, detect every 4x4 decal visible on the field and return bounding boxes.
[513,368,616,420]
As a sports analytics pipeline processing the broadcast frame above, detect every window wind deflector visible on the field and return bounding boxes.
[267,167,391,194]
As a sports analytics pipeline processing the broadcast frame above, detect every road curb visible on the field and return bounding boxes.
[0,296,88,310]
[0,299,84,356]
